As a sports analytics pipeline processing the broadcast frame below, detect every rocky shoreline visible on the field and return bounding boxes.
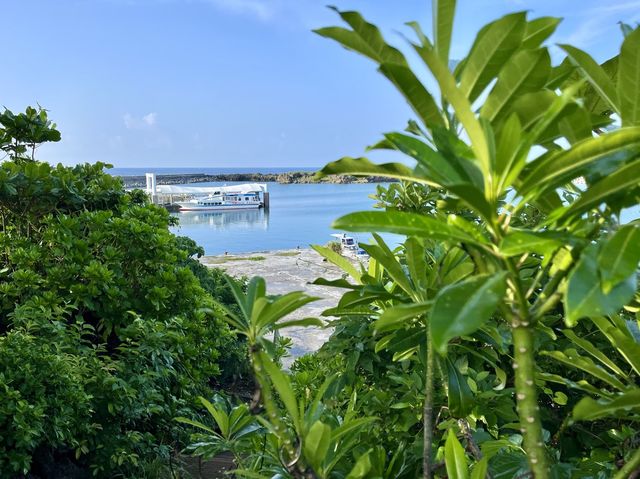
[119,171,391,188]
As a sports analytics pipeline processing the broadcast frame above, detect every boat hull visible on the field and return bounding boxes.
[177,204,261,211]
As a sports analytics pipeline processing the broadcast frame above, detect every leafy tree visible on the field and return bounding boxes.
[0,128,248,475]
[0,106,61,161]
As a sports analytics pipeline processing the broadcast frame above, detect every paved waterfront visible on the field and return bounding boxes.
[201,249,347,364]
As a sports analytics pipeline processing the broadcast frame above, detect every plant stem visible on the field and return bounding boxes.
[613,447,640,479]
[423,321,435,478]
[512,325,549,478]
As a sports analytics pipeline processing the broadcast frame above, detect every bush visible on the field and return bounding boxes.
[0,150,248,476]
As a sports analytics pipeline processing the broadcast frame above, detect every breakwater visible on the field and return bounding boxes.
[119,171,391,188]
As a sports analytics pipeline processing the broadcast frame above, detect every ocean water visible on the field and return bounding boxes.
[168,181,393,255]
[109,169,640,255]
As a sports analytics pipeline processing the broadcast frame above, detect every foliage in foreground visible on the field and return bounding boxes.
[181,2,640,479]
[0,139,248,475]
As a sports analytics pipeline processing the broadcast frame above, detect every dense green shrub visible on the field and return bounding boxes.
[0,329,93,475]
[0,138,247,475]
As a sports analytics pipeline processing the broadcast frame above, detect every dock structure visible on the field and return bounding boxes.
[144,172,269,209]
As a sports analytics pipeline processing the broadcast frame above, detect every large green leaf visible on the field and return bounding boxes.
[619,27,640,126]
[253,291,319,332]
[591,315,640,377]
[445,432,469,479]
[519,127,640,197]
[374,132,495,218]
[314,9,406,65]
[380,132,474,186]
[499,84,583,192]
[199,397,229,438]
[559,54,619,118]
[541,349,627,391]
[573,389,640,421]
[499,230,564,256]
[330,417,378,442]
[303,420,332,471]
[459,12,526,103]
[495,113,522,181]
[317,157,418,183]
[404,236,428,290]
[346,451,373,479]
[332,211,487,245]
[379,63,445,129]
[538,372,606,398]
[562,159,640,219]
[174,417,216,435]
[564,246,636,327]
[547,57,576,89]
[375,302,431,333]
[258,353,301,432]
[507,90,556,131]
[470,457,489,479]
[521,17,561,49]
[562,330,626,377]
[361,239,414,298]
[413,43,491,179]
[387,327,426,361]
[560,44,620,115]
[431,272,507,354]
[445,357,475,418]
[481,48,551,123]
[311,244,362,282]
[597,225,640,293]
[274,317,324,330]
[557,105,593,143]
[433,0,456,63]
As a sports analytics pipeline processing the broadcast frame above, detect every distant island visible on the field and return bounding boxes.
[119,171,392,188]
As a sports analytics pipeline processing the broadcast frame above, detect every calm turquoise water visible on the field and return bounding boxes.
[169,182,392,255]
[110,169,640,255]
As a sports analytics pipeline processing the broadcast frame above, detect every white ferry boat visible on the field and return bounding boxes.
[331,233,369,259]
[176,191,262,211]
[143,178,268,212]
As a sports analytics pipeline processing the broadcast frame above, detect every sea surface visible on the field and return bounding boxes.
[108,167,394,255]
[168,181,393,255]
[108,168,640,255]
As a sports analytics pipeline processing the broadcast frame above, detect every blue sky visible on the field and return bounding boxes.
[2,0,638,168]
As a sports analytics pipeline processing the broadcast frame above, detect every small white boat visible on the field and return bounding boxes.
[331,233,369,259]
[177,191,261,211]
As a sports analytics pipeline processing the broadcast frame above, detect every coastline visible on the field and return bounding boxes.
[118,171,393,188]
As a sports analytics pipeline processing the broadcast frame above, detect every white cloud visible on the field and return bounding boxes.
[143,112,157,126]
[561,1,640,48]
[590,1,640,14]
[123,112,158,129]
[204,0,274,21]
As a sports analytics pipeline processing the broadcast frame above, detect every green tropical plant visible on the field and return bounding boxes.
[177,394,261,466]
[313,2,640,477]
[0,106,61,161]
[209,277,385,478]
